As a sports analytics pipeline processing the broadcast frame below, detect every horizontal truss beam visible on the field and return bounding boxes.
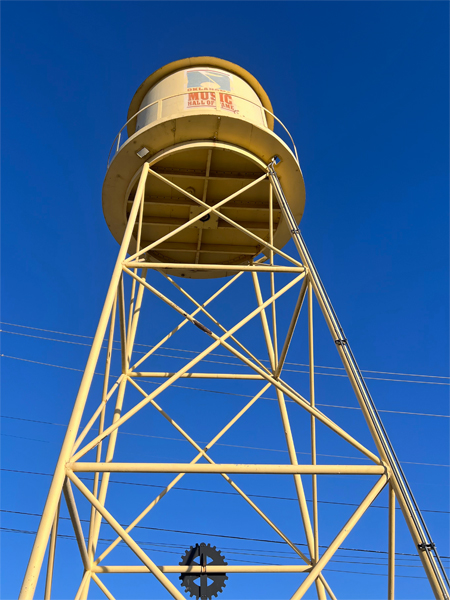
[149,169,265,181]
[128,198,281,210]
[67,464,387,475]
[129,372,264,379]
[138,241,260,255]
[92,565,312,574]
[137,216,277,231]
[124,262,305,273]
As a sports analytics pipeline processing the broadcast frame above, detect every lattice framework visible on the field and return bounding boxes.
[20,158,448,600]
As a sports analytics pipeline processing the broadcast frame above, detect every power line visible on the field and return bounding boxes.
[2,527,432,578]
[3,322,448,581]
[3,509,448,562]
[2,354,449,420]
[2,468,448,515]
[1,528,425,568]
[2,322,449,384]
[2,414,449,468]
[6,327,448,386]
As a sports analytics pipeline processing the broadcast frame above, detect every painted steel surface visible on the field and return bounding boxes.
[20,57,449,600]
[102,57,305,278]
[136,66,267,131]
[126,57,275,134]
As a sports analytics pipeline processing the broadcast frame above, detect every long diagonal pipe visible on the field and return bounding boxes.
[268,161,450,600]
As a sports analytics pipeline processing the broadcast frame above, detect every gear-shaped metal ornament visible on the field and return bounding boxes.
[179,543,228,599]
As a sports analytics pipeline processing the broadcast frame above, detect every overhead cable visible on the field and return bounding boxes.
[1,354,449,420]
[2,415,449,468]
[2,508,448,561]
[2,469,448,515]
[1,322,448,384]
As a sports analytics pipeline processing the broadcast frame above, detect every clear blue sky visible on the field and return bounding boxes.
[1,2,448,599]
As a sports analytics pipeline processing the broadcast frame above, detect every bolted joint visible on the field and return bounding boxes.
[418,542,436,552]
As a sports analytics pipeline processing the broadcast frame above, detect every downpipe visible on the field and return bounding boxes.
[267,160,450,600]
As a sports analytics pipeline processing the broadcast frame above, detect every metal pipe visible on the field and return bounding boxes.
[251,267,326,598]
[68,463,386,475]
[91,573,115,600]
[74,572,90,600]
[93,565,312,574]
[255,226,326,600]
[129,372,264,379]
[71,375,123,456]
[43,498,60,600]
[195,149,212,264]
[291,475,388,600]
[269,183,278,362]
[141,169,303,268]
[126,186,145,334]
[86,295,117,571]
[275,388,326,600]
[308,281,320,569]
[129,172,269,261]
[321,578,337,600]
[88,375,128,561]
[252,271,276,371]
[93,383,275,565]
[88,268,148,563]
[210,328,381,465]
[160,271,272,375]
[125,262,305,273]
[71,272,305,463]
[268,162,449,600]
[389,484,396,599]
[118,275,127,373]
[122,377,312,564]
[125,267,148,365]
[275,277,308,378]
[67,472,186,600]
[129,271,244,373]
[19,164,149,599]
[62,479,89,570]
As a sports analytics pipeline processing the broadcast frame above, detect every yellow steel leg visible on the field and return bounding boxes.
[389,484,396,599]
[19,164,149,599]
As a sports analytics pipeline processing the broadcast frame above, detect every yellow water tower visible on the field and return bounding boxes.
[103,57,305,278]
[20,57,449,600]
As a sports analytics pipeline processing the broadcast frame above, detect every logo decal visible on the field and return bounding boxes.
[185,69,237,113]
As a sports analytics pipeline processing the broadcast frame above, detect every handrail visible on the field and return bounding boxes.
[106,91,299,168]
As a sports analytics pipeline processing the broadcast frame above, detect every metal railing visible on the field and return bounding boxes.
[106,91,300,168]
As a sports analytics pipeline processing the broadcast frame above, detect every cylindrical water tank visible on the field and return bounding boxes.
[127,57,274,136]
[103,57,305,278]
[134,65,269,132]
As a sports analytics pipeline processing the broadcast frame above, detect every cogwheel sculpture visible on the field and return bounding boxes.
[179,543,228,599]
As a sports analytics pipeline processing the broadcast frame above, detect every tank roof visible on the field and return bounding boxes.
[127,56,274,136]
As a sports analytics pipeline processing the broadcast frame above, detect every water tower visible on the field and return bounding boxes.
[20,57,449,600]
